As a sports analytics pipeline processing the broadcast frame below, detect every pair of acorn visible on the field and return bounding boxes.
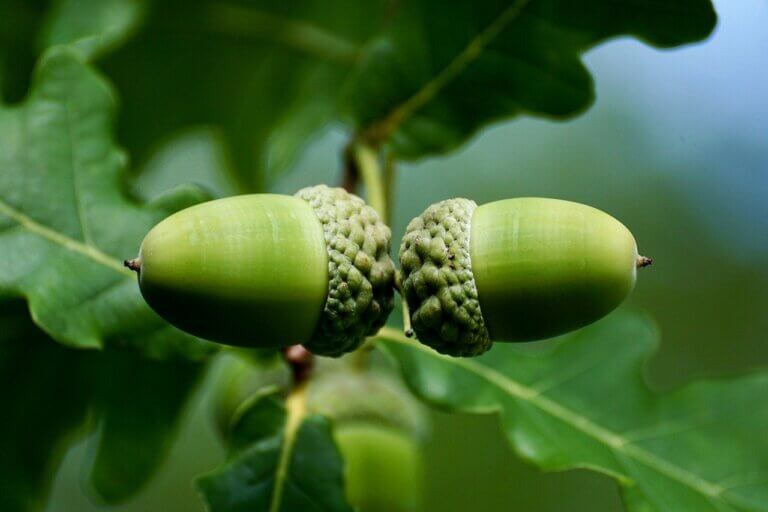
[127,185,650,357]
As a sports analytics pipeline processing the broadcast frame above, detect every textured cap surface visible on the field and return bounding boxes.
[399,198,491,356]
[307,368,427,438]
[296,185,396,356]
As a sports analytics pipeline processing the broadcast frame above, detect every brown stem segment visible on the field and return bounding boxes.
[124,259,141,272]
[341,143,359,193]
[636,255,653,269]
[283,344,314,384]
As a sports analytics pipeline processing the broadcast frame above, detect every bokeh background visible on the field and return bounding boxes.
[20,0,768,510]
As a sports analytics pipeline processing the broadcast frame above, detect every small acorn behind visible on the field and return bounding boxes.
[126,185,396,357]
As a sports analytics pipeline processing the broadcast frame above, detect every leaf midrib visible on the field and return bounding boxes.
[377,328,734,504]
[359,0,533,145]
[0,198,132,276]
[269,384,308,512]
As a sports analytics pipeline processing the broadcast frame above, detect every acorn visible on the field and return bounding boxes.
[399,197,651,357]
[126,185,396,357]
[306,368,428,512]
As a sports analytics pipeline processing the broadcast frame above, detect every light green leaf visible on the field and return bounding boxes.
[40,0,146,60]
[376,314,768,511]
[197,387,352,512]
[0,47,213,359]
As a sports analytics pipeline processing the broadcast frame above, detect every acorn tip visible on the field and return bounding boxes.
[124,258,141,272]
[636,255,653,269]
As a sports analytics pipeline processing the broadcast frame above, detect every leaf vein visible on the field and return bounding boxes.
[0,198,131,276]
[378,328,729,502]
[360,0,533,145]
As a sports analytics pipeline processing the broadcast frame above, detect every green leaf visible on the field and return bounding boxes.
[96,0,715,176]
[375,314,768,512]
[0,301,92,512]
[347,0,717,158]
[0,300,207,510]
[86,348,205,504]
[0,47,214,359]
[197,387,352,512]
[97,0,372,191]
[40,0,146,60]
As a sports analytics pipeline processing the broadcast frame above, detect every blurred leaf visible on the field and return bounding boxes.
[197,387,352,512]
[0,301,92,512]
[86,348,205,504]
[0,47,214,359]
[375,314,768,511]
[97,0,381,191]
[40,0,146,60]
[2,0,718,186]
[347,0,717,158]
[0,300,207,510]
[0,0,44,103]
[97,0,715,185]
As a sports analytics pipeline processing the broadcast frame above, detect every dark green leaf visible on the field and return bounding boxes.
[0,300,207,510]
[197,388,352,512]
[376,313,768,511]
[0,301,92,512]
[86,349,205,504]
[97,0,378,190]
[347,0,717,158]
[96,0,715,175]
[0,46,214,359]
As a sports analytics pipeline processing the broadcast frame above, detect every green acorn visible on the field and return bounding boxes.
[306,368,428,512]
[399,197,651,357]
[126,185,395,357]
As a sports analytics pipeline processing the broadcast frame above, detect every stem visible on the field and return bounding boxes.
[636,255,653,269]
[282,345,314,384]
[383,150,397,224]
[396,271,414,337]
[352,143,388,221]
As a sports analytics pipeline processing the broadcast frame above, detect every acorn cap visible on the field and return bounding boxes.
[306,368,427,439]
[398,198,490,357]
[296,185,396,357]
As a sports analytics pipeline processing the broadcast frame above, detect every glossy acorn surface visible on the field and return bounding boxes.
[306,367,427,512]
[472,198,639,342]
[129,186,396,355]
[335,424,422,512]
[136,194,328,348]
[399,197,647,356]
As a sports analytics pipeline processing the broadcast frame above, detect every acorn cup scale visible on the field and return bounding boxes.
[126,186,396,357]
[399,197,650,357]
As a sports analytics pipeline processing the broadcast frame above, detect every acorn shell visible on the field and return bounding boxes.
[399,197,640,356]
[134,186,396,355]
[137,194,328,348]
[471,198,638,343]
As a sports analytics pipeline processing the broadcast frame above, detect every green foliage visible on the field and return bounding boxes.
[376,313,768,511]
[0,46,213,359]
[6,2,761,512]
[197,388,352,512]
[0,302,206,510]
[18,0,715,190]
